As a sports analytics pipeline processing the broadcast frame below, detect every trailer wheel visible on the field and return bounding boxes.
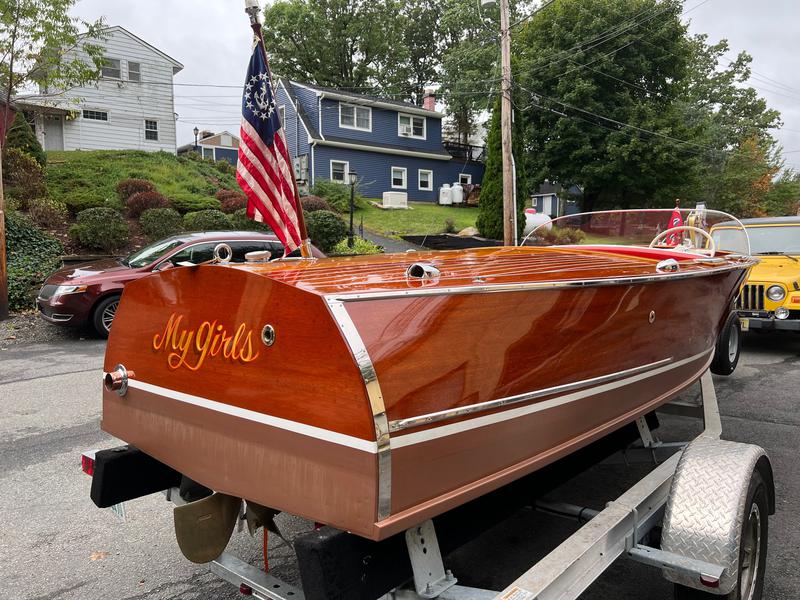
[673,470,768,600]
[710,313,741,376]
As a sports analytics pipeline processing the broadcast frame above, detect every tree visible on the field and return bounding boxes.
[5,111,45,166]
[515,0,703,212]
[476,95,527,239]
[0,0,105,319]
[710,137,779,218]
[764,170,800,216]
[260,0,407,96]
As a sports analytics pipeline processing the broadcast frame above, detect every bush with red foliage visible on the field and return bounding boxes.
[216,189,247,213]
[127,191,169,218]
[116,178,156,200]
[300,195,334,213]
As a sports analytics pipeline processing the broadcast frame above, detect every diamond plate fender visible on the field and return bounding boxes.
[660,436,774,594]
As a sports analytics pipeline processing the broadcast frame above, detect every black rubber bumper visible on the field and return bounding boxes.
[743,317,800,331]
[90,445,182,508]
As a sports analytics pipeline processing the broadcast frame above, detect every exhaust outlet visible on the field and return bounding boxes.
[104,364,134,396]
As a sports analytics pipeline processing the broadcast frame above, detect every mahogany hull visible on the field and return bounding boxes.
[101,247,750,540]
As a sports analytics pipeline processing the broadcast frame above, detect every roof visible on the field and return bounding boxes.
[278,78,320,139]
[288,80,444,119]
[738,216,800,226]
[318,135,452,159]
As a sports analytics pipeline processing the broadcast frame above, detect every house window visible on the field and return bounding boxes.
[418,169,433,191]
[128,61,141,82]
[221,134,232,147]
[459,173,472,185]
[278,105,286,125]
[398,114,426,139]
[202,147,215,160]
[144,119,159,141]
[391,167,407,189]
[82,110,108,121]
[330,160,349,183]
[339,103,371,131]
[101,58,121,79]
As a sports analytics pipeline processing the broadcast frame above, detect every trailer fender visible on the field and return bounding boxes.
[660,436,774,595]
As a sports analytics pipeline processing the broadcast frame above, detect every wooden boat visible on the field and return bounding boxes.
[101,243,754,541]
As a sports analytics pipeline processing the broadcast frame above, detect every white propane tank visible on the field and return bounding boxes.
[439,184,453,205]
[523,208,552,237]
[451,182,464,204]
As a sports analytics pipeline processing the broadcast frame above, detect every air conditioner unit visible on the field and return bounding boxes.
[400,125,412,136]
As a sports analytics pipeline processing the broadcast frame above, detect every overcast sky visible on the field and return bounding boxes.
[71,0,800,169]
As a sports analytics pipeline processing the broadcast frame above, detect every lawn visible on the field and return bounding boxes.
[356,201,478,238]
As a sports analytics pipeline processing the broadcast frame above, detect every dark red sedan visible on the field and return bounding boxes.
[37,231,324,337]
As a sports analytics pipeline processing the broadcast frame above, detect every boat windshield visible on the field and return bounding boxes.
[525,208,750,255]
[123,239,186,268]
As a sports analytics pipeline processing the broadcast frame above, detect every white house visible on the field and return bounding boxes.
[17,26,183,153]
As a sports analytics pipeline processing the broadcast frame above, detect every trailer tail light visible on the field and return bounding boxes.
[81,451,97,477]
[700,574,720,588]
[238,583,253,595]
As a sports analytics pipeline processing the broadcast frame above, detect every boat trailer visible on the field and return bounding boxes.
[82,370,774,600]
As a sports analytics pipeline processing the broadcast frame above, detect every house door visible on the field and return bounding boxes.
[43,115,64,151]
[542,195,553,217]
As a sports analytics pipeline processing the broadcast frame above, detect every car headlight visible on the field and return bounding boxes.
[775,307,790,320]
[52,284,88,297]
[766,285,785,302]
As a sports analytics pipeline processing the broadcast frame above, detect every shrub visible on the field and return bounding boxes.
[127,191,169,218]
[228,208,272,232]
[116,178,156,200]
[28,197,68,229]
[443,218,456,234]
[310,179,363,213]
[64,195,106,216]
[184,209,232,232]
[214,160,236,176]
[69,207,130,252]
[305,210,348,253]
[216,190,247,213]
[2,148,46,207]
[169,192,222,213]
[140,207,184,241]
[4,211,63,310]
[6,112,46,167]
[300,195,334,213]
[535,226,586,245]
[330,237,383,256]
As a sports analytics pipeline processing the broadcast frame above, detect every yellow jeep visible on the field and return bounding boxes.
[713,216,800,332]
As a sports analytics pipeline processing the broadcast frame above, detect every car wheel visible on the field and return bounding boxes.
[92,295,120,338]
[711,313,741,376]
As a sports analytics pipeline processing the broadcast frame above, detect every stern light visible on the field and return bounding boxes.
[104,364,134,396]
[81,451,96,477]
[766,285,785,302]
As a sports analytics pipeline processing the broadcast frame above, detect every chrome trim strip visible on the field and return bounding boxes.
[326,262,756,303]
[123,379,379,453]
[326,298,392,521]
[389,358,673,432]
[389,349,713,450]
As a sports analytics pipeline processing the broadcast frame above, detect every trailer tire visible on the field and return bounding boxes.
[673,470,768,600]
[710,313,741,376]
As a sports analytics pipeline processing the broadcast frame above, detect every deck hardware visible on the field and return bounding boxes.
[213,243,233,264]
[656,258,679,272]
[245,250,271,262]
[649,311,656,324]
[261,324,276,347]
[104,364,134,396]
[406,263,441,279]
[405,520,458,598]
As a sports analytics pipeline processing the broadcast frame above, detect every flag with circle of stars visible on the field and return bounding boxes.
[236,41,302,254]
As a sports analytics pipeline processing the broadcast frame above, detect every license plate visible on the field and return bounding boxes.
[740,318,749,331]
[109,502,127,522]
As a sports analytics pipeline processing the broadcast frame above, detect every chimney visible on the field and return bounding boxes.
[422,87,436,111]
[200,130,214,140]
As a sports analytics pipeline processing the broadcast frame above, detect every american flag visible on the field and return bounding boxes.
[236,42,302,254]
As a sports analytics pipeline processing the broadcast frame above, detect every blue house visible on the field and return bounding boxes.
[274,79,485,202]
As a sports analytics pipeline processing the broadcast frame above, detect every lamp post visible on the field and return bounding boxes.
[347,170,358,248]
[193,127,199,152]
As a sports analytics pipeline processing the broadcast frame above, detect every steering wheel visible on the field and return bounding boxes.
[649,226,716,257]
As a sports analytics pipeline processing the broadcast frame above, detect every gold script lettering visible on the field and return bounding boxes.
[152,313,260,370]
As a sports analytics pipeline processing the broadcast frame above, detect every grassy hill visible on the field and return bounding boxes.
[45,150,239,210]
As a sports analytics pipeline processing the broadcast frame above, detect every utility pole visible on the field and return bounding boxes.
[499,0,515,246]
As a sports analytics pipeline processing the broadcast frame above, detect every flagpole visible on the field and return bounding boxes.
[244,0,312,259]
